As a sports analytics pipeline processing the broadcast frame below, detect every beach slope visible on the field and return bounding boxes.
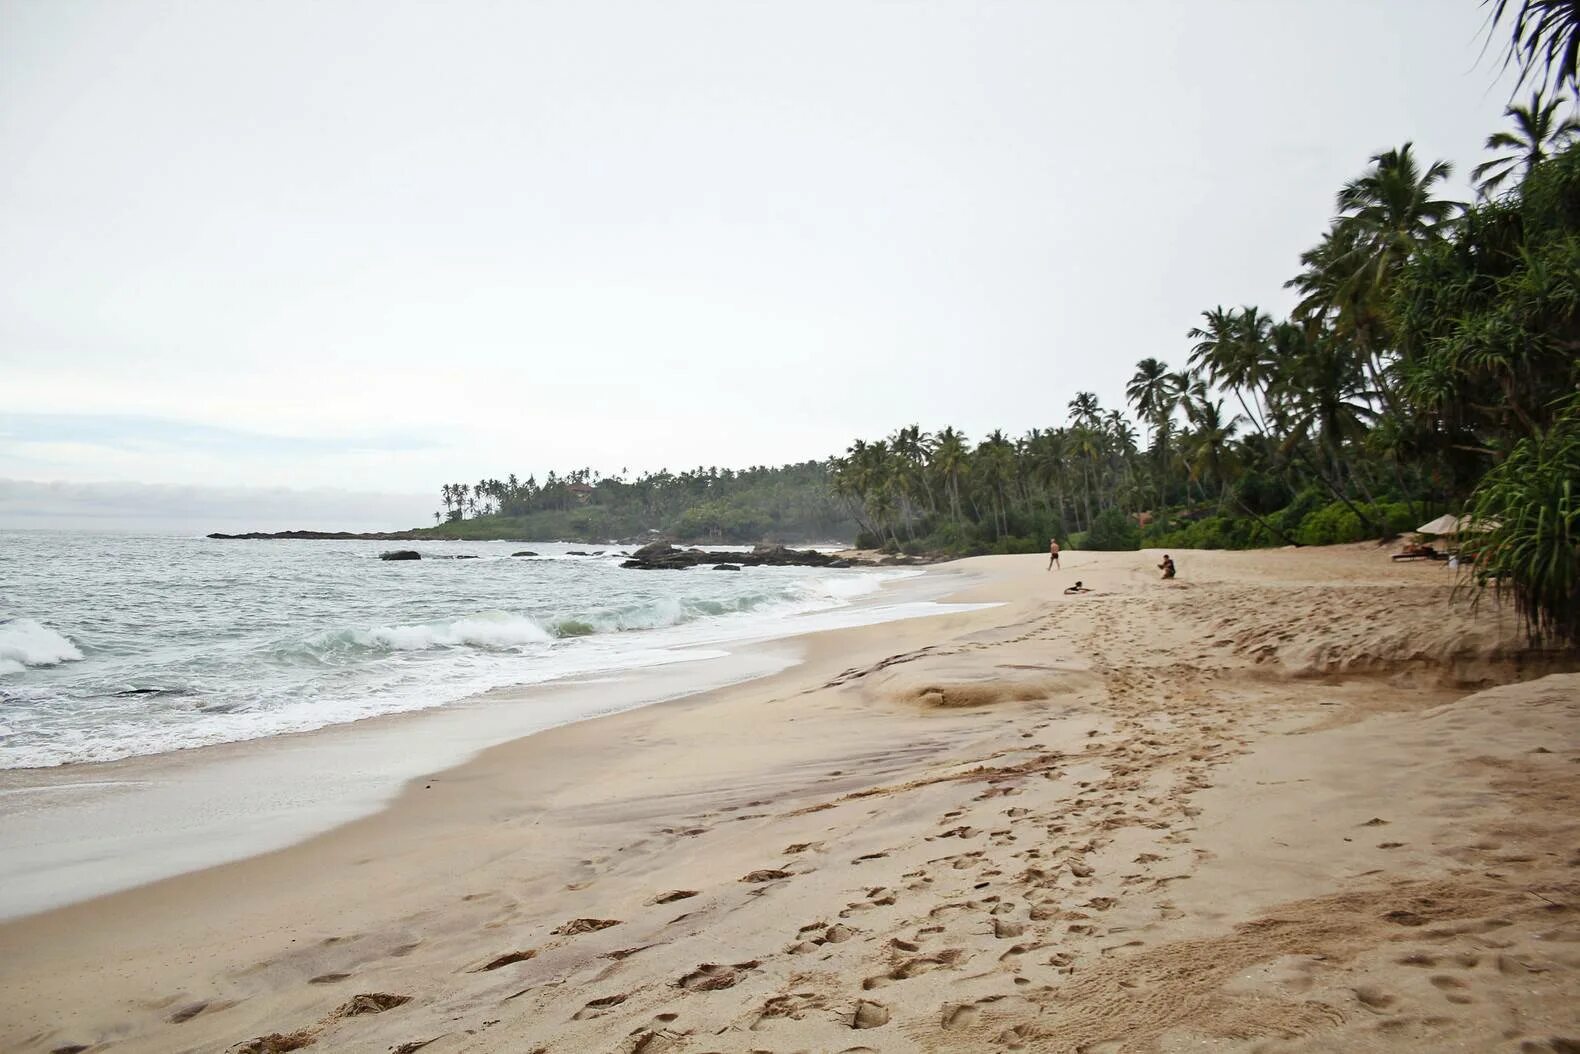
[2,547,1576,1054]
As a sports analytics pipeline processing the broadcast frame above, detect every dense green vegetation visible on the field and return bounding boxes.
[425,463,852,543]
[827,131,1569,560]
[826,4,1580,642]
[436,3,1579,643]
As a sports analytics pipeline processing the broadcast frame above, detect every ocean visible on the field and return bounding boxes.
[0,531,930,769]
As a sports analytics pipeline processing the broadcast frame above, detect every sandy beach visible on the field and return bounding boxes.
[2,546,1577,1054]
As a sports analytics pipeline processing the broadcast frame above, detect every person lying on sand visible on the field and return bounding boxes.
[1063,580,1090,595]
[1158,555,1176,580]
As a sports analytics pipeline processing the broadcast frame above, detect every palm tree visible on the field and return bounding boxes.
[1181,397,1244,508]
[1472,89,1580,196]
[1488,0,1580,92]
[1067,392,1102,429]
[1333,143,1461,306]
[1126,358,1174,439]
[1189,306,1275,436]
[931,427,970,531]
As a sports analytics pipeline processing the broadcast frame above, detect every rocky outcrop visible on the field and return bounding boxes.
[621,543,851,571]
[380,550,421,561]
[512,551,539,557]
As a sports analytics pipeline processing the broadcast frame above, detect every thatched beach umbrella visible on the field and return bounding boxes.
[1417,514,1500,537]
[1417,513,1462,536]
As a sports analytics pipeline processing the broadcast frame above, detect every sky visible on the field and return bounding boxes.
[0,0,1524,529]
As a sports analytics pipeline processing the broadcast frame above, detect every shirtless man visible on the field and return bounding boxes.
[1158,554,1176,580]
[1047,537,1061,571]
[1063,580,1090,595]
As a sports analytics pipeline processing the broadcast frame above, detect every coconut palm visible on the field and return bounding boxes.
[1181,397,1244,506]
[1488,0,1580,92]
[1333,144,1462,306]
[931,427,970,530]
[1067,392,1102,429]
[1125,358,1175,436]
[1472,89,1580,196]
[1189,306,1275,436]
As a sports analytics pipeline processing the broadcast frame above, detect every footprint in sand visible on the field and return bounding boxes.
[552,918,622,935]
[475,949,537,971]
[572,992,629,1019]
[942,1003,980,1029]
[648,890,697,905]
[677,960,761,991]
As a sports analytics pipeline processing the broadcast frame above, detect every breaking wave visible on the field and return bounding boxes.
[0,619,83,676]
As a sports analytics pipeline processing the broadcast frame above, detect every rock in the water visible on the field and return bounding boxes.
[566,551,589,556]
[380,550,421,561]
[511,551,539,557]
[622,541,846,571]
[712,563,741,571]
[852,1000,890,1029]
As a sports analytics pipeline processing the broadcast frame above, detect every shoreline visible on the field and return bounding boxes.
[3,546,1576,1054]
[0,561,992,920]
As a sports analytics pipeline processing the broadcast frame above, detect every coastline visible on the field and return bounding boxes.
[0,561,991,919]
[3,546,1577,1053]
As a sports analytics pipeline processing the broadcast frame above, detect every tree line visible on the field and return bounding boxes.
[828,2,1579,642]
[429,463,852,543]
[436,2,1578,643]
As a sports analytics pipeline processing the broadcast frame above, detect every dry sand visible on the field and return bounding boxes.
[2,546,1577,1054]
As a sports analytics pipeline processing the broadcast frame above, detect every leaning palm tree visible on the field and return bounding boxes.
[1471,89,1580,196]
[1488,0,1580,92]
[1334,143,1461,305]
[1189,306,1275,437]
[1126,358,1174,432]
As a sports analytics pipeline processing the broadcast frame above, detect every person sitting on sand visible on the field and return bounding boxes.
[1047,537,1060,571]
[1063,580,1089,595]
[1158,554,1176,580]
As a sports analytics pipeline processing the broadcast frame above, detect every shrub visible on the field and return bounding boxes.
[1082,508,1141,550]
[1461,410,1580,645]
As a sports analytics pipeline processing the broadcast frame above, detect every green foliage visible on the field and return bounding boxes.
[1462,406,1580,645]
[1294,502,1368,546]
[418,56,1580,620]
[1146,515,1259,550]
[427,462,852,543]
[1082,508,1141,551]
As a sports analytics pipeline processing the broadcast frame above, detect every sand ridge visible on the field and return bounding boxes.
[1,546,1576,1054]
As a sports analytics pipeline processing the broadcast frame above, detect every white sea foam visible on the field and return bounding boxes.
[0,534,961,768]
[0,619,83,673]
[354,611,555,651]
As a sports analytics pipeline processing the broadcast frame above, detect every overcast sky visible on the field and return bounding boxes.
[1,0,1522,528]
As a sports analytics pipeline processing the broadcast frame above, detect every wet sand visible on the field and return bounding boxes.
[2,546,1577,1054]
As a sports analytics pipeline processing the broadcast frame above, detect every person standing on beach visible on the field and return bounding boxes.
[1047,538,1060,571]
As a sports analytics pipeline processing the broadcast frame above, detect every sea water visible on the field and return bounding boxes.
[0,532,932,769]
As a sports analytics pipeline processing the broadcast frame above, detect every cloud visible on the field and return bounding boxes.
[0,478,433,532]
[0,413,435,455]
[0,411,459,492]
